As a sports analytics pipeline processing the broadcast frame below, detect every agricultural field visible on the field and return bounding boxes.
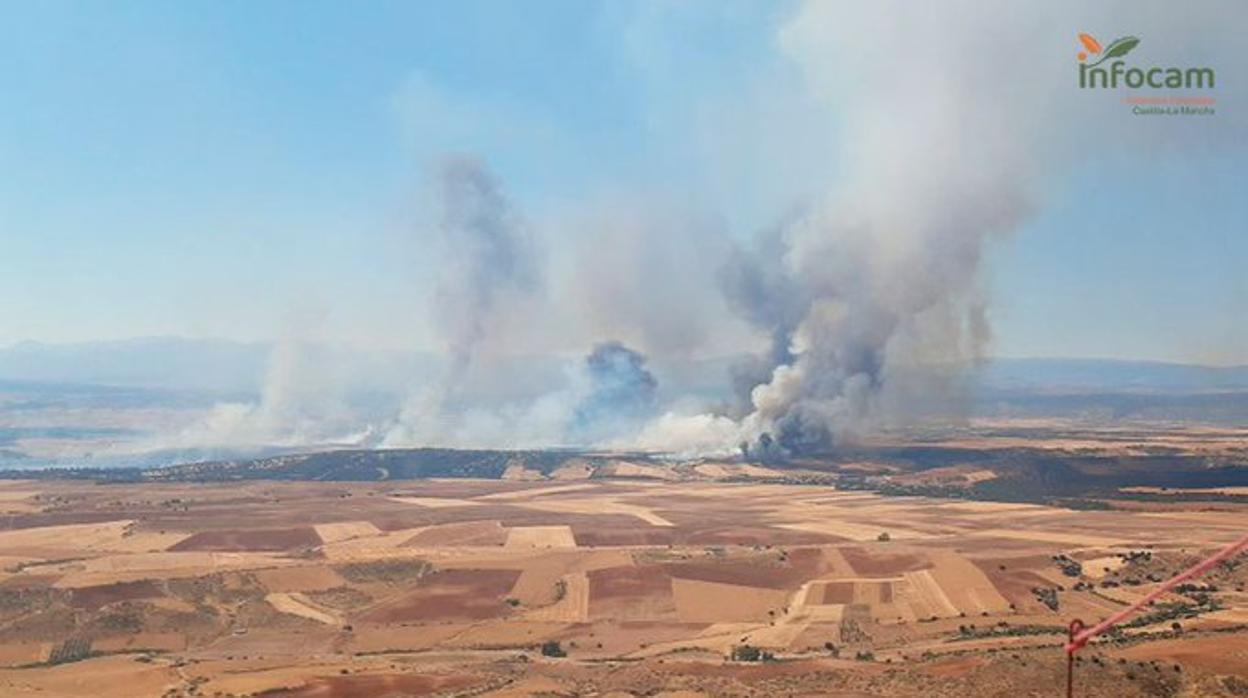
[0,462,1242,697]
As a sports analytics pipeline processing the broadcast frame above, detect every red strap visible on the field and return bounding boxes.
[1065,533,1248,654]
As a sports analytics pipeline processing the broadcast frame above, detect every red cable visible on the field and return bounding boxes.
[1065,534,1247,698]
[1065,533,1248,654]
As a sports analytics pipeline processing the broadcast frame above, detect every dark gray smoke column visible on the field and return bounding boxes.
[381,156,538,448]
[721,3,1044,459]
[570,341,658,444]
[718,219,810,418]
[433,155,537,381]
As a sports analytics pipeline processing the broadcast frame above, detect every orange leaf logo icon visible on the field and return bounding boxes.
[1079,33,1102,55]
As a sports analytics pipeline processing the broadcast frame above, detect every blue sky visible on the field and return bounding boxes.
[1,1,1245,364]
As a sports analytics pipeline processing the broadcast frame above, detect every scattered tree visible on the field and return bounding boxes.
[730,644,774,662]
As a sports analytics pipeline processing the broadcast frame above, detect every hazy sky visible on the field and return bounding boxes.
[2,1,1245,363]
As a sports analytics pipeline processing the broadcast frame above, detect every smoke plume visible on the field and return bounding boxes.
[570,341,658,443]
[384,156,538,447]
[134,2,1246,463]
[142,328,369,454]
[431,155,538,379]
[718,3,1050,457]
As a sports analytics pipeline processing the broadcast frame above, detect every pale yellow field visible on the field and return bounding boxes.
[505,566,564,606]
[1081,555,1127,579]
[926,551,1011,615]
[319,525,433,561]
[549,461,594,480]
[1140,510,1248,532]
[776,519,913,542]
[47,551,297,587]
[0,520,185,555]
[387,495,481,508]
[1205,608,1248,624]
[313,520,382,543]
[501,462,544,480]
[511,496,675,527]
[899,570,961,620]
[449,620,571,647]
[147,596,197,614]
[196,661,359,697]
[0,642,51,667]
[609,461,679,479]
[926,500,1053,514]
[505,525,577,549]
[265,592,341,625]
[969,528,1127,548]
[254,565,347,592]
[502,551,628,609]
[671,578,788,623]
[736,615,812,649]
[693,462,788,479]
[0,490,41,513]
[477,483,598,501]
[0,655,181,698]
[346,624,470,654]
[522,573,590,622]
[0,520,134,553]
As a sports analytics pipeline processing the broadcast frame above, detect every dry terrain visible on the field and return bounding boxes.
[0,443,1243,697]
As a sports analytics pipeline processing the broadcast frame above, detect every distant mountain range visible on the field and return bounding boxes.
[2,337,1244,396]
[977,357,1248,393]
[0,338,270,393]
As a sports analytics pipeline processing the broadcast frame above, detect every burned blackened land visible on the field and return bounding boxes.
[1,441,1243,511]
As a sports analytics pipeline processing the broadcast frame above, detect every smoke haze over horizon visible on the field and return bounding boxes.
[2,2,1246,460]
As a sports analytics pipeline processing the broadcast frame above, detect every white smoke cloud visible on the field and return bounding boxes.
[383,341,663,451]
[556,199,742,358]
[384,155,541,447]
[626,412,742,460]
[132,2,1247,461]
[671,0,1248,457]
[138,318,371,453]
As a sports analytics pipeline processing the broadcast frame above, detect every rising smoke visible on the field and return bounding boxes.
[381,158,663,450]
[383,155,539,447]
[569,341,659,443]
[144,2,1246,462]
[142,324,370,455]
[697,1,1246,458]
[429,155,539,380]
[705,3,1050,458]
[717,215,810,420]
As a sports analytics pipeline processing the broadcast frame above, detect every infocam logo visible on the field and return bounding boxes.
[1077,33,1215,90]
